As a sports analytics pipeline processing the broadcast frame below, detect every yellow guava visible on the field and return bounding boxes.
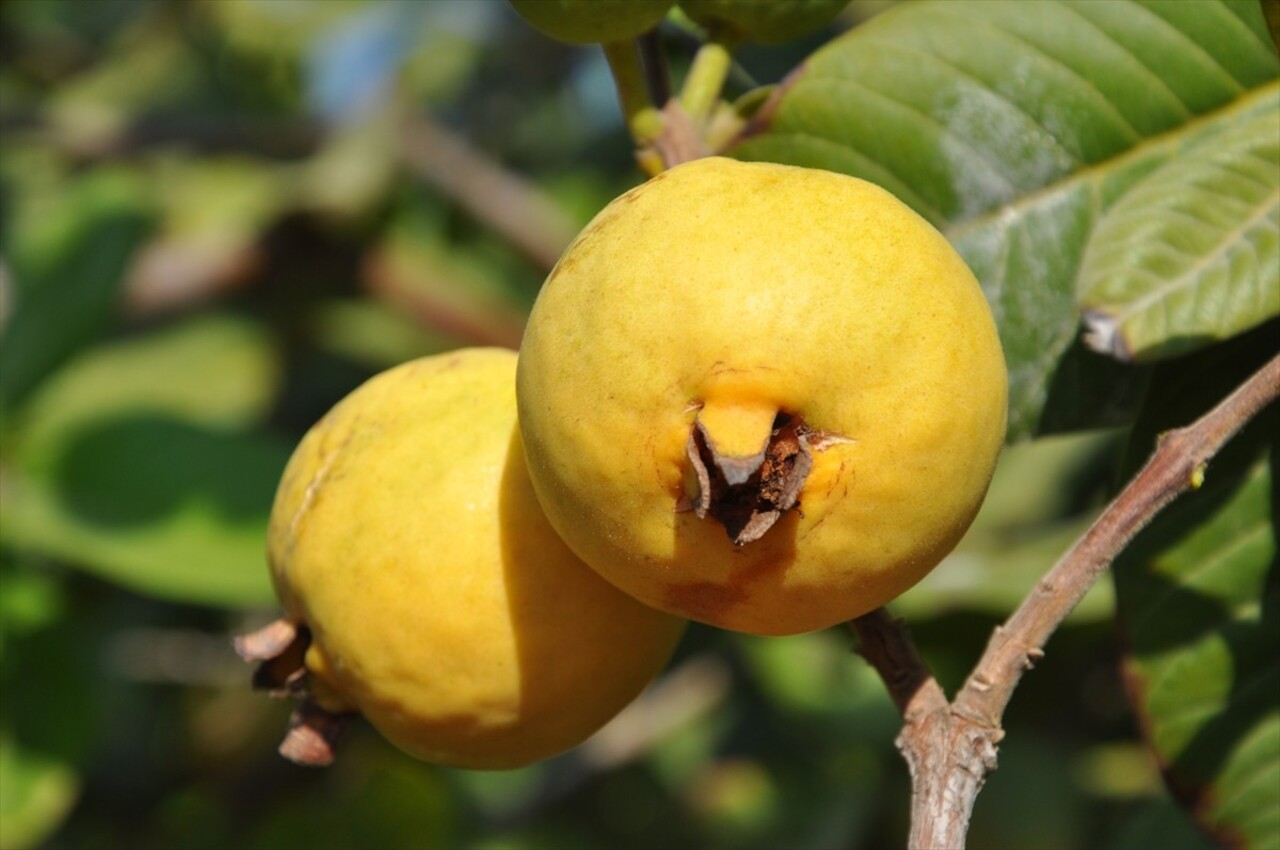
[509,0,672,45]
[264,348,685,769]
[516,157,1007,636]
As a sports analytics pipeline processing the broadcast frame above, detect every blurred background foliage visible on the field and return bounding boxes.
[0,1,1267,848]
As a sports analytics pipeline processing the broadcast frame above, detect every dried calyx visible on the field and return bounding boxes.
[685,411,815,545]
[233,619,352,767]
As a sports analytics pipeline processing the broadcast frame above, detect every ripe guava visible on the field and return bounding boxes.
[516,157,1007,635]
[245,348,685,768]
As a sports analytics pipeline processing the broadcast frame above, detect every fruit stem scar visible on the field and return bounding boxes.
[236,620,356,765]
[279,700,354,767]
[237,619,312,698]
[685,412,814,545]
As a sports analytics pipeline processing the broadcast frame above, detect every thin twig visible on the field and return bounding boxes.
[848,609,946,722]
[954,351,1280,727]
[849,352,1280,849]
[397,117,579,271]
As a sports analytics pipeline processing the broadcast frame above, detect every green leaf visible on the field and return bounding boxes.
[1113,332,1279,850]
[897,430,1122,623]
[0,733,79,850]
[0,316,285,607]
[1079,104,1280,361]
[729,0,1279,440]
[9,313,280,459]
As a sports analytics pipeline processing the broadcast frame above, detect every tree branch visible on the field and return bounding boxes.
[849,352,1280,849]
[848,609,946,722]
[397,117,579,272]
[954,351,1279,727]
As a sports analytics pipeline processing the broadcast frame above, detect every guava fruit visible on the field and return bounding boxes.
[509,0,672,45]
[516,157,1007,636]
[681,0,848,44]
[242,348,685,768]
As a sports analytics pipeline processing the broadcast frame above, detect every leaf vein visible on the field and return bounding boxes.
[1058,1,1194,121]
[1108,188,1280,325]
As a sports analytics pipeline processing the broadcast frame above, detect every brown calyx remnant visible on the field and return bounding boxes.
[686,412,814,545]
[234,618,353,767]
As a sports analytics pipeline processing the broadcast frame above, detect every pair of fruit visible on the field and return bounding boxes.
[245,158,1007,769]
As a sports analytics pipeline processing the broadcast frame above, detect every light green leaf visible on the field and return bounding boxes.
[1080,104,1280,360]
[0,315,285,607]
[1114,334,1279,850]
[729,0,1280,439]
[0,168,154,411]
[10,314,280,462]
[0,734,79,850]
[897,430,1121,623]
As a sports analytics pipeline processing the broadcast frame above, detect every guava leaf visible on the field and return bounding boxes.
[897,430,1121,623]
[0,316,285,607]
[1079,104,1280,361]
[729,0,1280,441]
[0,168,154,412]
[1113,332,1279,850]
[0,732,79,850]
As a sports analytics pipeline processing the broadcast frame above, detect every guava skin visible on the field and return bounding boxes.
[268,348,685,769]
[516,157,1008,636]
[509,0,672,45]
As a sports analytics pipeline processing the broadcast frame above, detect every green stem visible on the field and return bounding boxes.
[602,40,663,144]
[678,37,736,126]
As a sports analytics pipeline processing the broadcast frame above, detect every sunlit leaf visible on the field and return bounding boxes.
[730,0,1279,439]
[1079,104,1280,361]
[12,314,279,458]
[0,315,284,607]
[0,168,154,411]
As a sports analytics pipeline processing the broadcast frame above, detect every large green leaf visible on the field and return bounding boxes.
[1113,331,1279,850]
[0,316,285,607]
[1079,105,1280,361]
[729,0,1280,440]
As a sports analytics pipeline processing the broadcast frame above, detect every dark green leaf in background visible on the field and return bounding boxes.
[0,168,154,412]
[0,555,77,850]
[730,0,1279,439]
[1114,328,1279,850]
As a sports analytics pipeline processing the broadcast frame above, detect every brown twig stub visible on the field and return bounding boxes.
[848,352,1280,848]
[651,100,710,169]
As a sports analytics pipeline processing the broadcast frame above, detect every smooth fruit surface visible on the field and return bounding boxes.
[509,0,671,45]
[681,0,848,44]
[268,348,685,768]
[517,157,1007,635]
